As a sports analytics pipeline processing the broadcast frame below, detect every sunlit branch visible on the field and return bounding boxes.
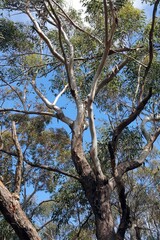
[133,62,143,107]
[24,159,80,181]
[124,54,147,68]
[43,1,58,25]
[31,78,73,127]
[53,84,68,105]
[31,78,59,110]
[87,1,118,178]
[25,7,64,64]
[88,101,104,178]
[12,121,23,197]
[44,0,65,60]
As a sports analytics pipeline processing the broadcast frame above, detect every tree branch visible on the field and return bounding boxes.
[46,0,80,104]
[24,158,80,181]
[0,180,41,239]
[116,180,130,240]
[12,121,23,197]
[112,88,152,151]
[52,84,68,105]
[108,89,152,177]
[0,108,73,128]
[139,0,159,101]
[37,218,54,232]
[96,58,129,95]
[72,212,93,240]
[117,126,160,177]
[52,0,103,45]
[144,0,160,79]
[86,1,118,178]
[25,6,64,63]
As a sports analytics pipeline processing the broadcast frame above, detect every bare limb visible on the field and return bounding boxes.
[87,1,118,178]
[112,88,152,151]
[52,84,68,105]
[96,58,129,95]
[46,0,80,104]
[144,0,159,78]
[12,121,23,197]
[25,6,64,63]
[139,0,160,101]
[88,101,104,178]
[133,62,143,107]
[31,77,60,110]
[0,108,73,128]
[24,158,80,181]
[31,76,73,126]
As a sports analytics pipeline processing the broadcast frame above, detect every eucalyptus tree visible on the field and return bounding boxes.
[0,0,160,240]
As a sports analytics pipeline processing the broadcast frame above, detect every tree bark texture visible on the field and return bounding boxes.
[80,176,116,240]
[0,180,41,240]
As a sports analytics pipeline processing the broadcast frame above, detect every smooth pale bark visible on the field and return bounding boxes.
[0,180,41,240]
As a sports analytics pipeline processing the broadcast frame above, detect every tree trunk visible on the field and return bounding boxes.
[86,179,115,240]
[71,123,115,240]
[0,180,41,240]
[79,173,115,240]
